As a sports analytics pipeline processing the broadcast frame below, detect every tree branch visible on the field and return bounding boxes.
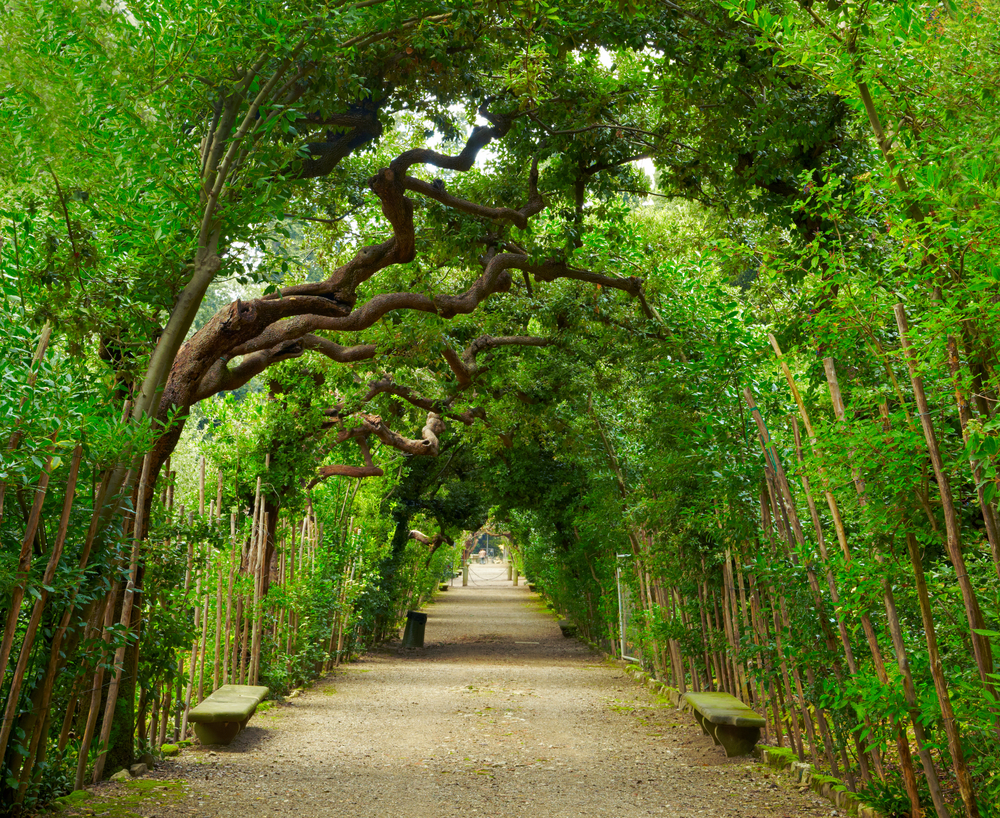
[362,378,446,413]
[308,463,384,486]
[401,156,544,228]
[302,335,378,363]
[309,411,444,487]
[410,528,454,564]
[390,108,512,176]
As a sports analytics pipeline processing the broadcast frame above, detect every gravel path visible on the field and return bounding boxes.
[80,565,842,818]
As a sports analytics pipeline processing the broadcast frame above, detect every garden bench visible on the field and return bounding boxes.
[187,684,269,746]
[682,691,764,757]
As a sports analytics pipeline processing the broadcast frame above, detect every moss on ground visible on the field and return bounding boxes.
[52,779,185,817]
[52,790,93,807]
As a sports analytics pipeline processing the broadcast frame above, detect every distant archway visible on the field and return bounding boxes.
[463,529,513,563]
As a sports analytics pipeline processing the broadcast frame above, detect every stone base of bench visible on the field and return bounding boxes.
[682,692,764,758]
[192,717,250,747]
[692,711,761,757]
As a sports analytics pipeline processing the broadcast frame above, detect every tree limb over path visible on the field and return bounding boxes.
[310,334,546,486]
[409,528,454,565]
[155,100,653,484]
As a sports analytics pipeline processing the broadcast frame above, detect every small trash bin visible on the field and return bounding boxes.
[402,610,427,648]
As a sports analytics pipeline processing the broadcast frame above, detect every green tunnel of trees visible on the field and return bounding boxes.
[2,0,1000,814]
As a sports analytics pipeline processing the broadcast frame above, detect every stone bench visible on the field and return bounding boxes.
[187,684,269,746]
[682,691,764,757]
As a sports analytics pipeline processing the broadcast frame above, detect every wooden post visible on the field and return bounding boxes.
[0,436,59,697]
[246,477,263,685]
[143,688,156,750]
[181,542,202,738]
[906,533,980,818]
[158,682,170,747]
[223,513,237,684]
[198,592,210,701]
[695,580,715,691]
[91,453,152,783]
[216,469,224,522]
[237,599,250,685]
[0,446,82,763]
[894,303,994,685]
[199,455,206,517]
[945,335,1000,581]
[250,510,268,686]
[214,554,224,691]
[74,587,117,790]
[824,356,943,816]
[721,553,750,705]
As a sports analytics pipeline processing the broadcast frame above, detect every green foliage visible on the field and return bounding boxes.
[3,0,1000,812]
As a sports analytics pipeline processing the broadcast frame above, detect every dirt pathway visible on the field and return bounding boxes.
[73,565,840,818]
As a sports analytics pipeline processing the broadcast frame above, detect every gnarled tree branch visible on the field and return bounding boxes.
[410,528,454,565]
[157,102,652,499]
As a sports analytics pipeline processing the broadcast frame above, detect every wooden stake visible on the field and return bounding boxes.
[0,434,59,696]
[250,508,267,686]
[906,532,980,818]
[214,554,224,691]
[143,687,155,750]
[236,596,248,685]
[945,335,1000,581]
[199,455,206,517]
[894,303,994,684]
[223,513,237,684]
[824,356,943,815]
[0,445,82,763]
[181,541,202,739]
[245,478,263,685]
[216,469,224,522]
[153,681,165,747]
[198,592,210,701]
[92,452,152,783]
[75,585,117,789]
[0,323,53,522]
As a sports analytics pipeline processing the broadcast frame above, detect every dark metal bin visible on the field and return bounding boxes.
[402,610,427,648]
